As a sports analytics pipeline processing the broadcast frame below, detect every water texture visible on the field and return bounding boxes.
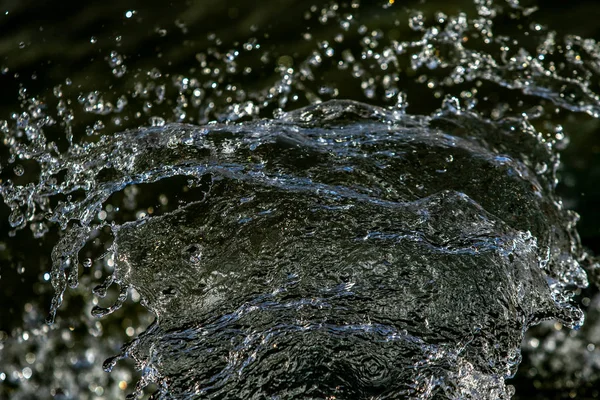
[2,99,592,398]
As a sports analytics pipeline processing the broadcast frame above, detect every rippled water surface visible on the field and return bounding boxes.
[1,0,600,399]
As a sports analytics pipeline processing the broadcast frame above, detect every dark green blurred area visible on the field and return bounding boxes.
[0,0,599,399]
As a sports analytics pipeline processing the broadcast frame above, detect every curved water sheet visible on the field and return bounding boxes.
[2,100,591,398]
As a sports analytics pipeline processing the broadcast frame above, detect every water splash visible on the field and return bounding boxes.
[2,97,593,398]
[1,0,599,398]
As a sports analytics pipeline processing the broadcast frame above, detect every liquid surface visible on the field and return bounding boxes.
[2,100,592,398]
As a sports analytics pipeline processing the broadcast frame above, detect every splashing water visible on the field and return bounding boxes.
[1,0,599,398]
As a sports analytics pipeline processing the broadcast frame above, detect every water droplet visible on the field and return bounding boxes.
[108,50,123,67]
[535,162,548,175]
[408,11,425,31]
[441,96,462,113]
[22,367,32,379]
[150,116,165,126]
[13,164,24,176]
[8,210,24,227]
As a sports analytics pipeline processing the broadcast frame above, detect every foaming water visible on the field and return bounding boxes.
[1,0,599,399]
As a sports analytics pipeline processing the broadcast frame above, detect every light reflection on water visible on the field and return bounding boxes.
[0,0,599,398]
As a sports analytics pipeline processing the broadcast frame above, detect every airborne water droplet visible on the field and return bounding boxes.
[408,11,425,31]
[535,162,548,175]
[8,210,24,227]
[13,164,24,176]
[149,116,165,126]
[441,96,462,113]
